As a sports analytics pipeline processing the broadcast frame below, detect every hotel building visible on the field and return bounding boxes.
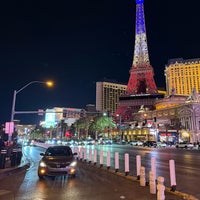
[96,81,127,115]
[165,58,200,96]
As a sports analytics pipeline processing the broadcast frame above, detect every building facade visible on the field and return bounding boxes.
[128,90,200,144]
[165,58,200,96]
[96,81,127,115]
[43,107,83,128]
[15,124,36,136]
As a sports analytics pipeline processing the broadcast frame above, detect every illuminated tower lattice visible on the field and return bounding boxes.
[114,0,163,121]
[126,0,158,95]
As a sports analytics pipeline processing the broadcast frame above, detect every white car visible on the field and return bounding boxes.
[157,142,167,148]
[176,142,194,149]
[130,141,143,146]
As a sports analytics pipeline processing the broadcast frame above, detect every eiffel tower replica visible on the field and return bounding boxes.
[115,0,164,121]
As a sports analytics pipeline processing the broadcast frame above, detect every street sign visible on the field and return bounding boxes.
[5,122,14,135]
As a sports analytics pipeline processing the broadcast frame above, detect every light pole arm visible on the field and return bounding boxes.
[16,81,45,94]
[11,90,17,122]
[10,80,52,122]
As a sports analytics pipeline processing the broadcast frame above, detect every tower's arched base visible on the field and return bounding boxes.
[115,93,164,122]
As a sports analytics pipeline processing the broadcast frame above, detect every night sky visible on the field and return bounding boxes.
[1,0,200,124]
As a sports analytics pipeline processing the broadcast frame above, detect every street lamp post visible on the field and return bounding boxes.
[11,90,17,122]
[116,114,122,143]
[10,80,54,122]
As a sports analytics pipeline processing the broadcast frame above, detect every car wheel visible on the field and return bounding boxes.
[70,174,76,178]
[38,174,44,179]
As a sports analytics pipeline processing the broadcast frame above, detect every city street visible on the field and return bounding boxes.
[0,145,187,200]
[81,144,200,199]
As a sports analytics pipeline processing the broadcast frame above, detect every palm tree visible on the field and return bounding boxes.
[89,117,101,140]
[79,117,90,139]
[103,116,116,138]
[73,119,83,139]
[89,115,116,140]
[73,117,90,139]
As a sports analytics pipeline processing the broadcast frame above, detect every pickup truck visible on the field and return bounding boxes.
[175,142,194,149]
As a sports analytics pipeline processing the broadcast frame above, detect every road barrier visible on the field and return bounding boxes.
[136,155,141,180]
[114,152,119,172]
[33,142,197,200]
[124,153,129,176]
[169,159,176,191]
[157,176,165,200]
[73,146,168,200]
[149,170,156,194]
[140,166,146,186]
[9,148,23,167]
[0,150,7,169]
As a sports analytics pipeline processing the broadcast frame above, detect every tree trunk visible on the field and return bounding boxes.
[95,131,98,140]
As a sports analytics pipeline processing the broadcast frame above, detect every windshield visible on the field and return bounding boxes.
[45,147,72,156]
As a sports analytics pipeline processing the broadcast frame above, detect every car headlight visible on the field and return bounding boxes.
[70,161,77,167]
[39,161,47,167]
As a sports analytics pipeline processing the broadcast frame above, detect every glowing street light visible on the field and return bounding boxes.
[10,80,54,122]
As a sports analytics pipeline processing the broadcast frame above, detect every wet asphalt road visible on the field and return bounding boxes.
[0,145,185,200]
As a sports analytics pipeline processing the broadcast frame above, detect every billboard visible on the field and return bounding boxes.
[45,109,56,128]
[5,122,14,135]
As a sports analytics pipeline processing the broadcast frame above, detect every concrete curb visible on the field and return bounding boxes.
[0,163,30,179]
[78,159,198,200]
[0,152,31,180]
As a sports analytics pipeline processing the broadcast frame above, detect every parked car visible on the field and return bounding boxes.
[157,142,167,148]
[98,139,112,145]
[62,139,74,146]
[97,140,106,145]
[143,141,157,148]
[104,139,113,145]
[176,142,194,149]
[85,139,96,145]
[38,145,77,179]
[130,141,143,146]
[74,140,85,146]
[23,139,34,146]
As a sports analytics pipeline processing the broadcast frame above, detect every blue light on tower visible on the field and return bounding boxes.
[136,0,144,4]
[135,0,145,34]
[132,0,150,67]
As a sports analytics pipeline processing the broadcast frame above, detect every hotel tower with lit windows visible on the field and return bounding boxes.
[165,58,200,96]
[96,81,127,115]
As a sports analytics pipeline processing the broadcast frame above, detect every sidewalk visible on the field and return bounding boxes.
[0,152,30,180]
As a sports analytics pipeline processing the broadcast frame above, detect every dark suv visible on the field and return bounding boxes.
[38,145,77,179]
[143,141,157,147]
